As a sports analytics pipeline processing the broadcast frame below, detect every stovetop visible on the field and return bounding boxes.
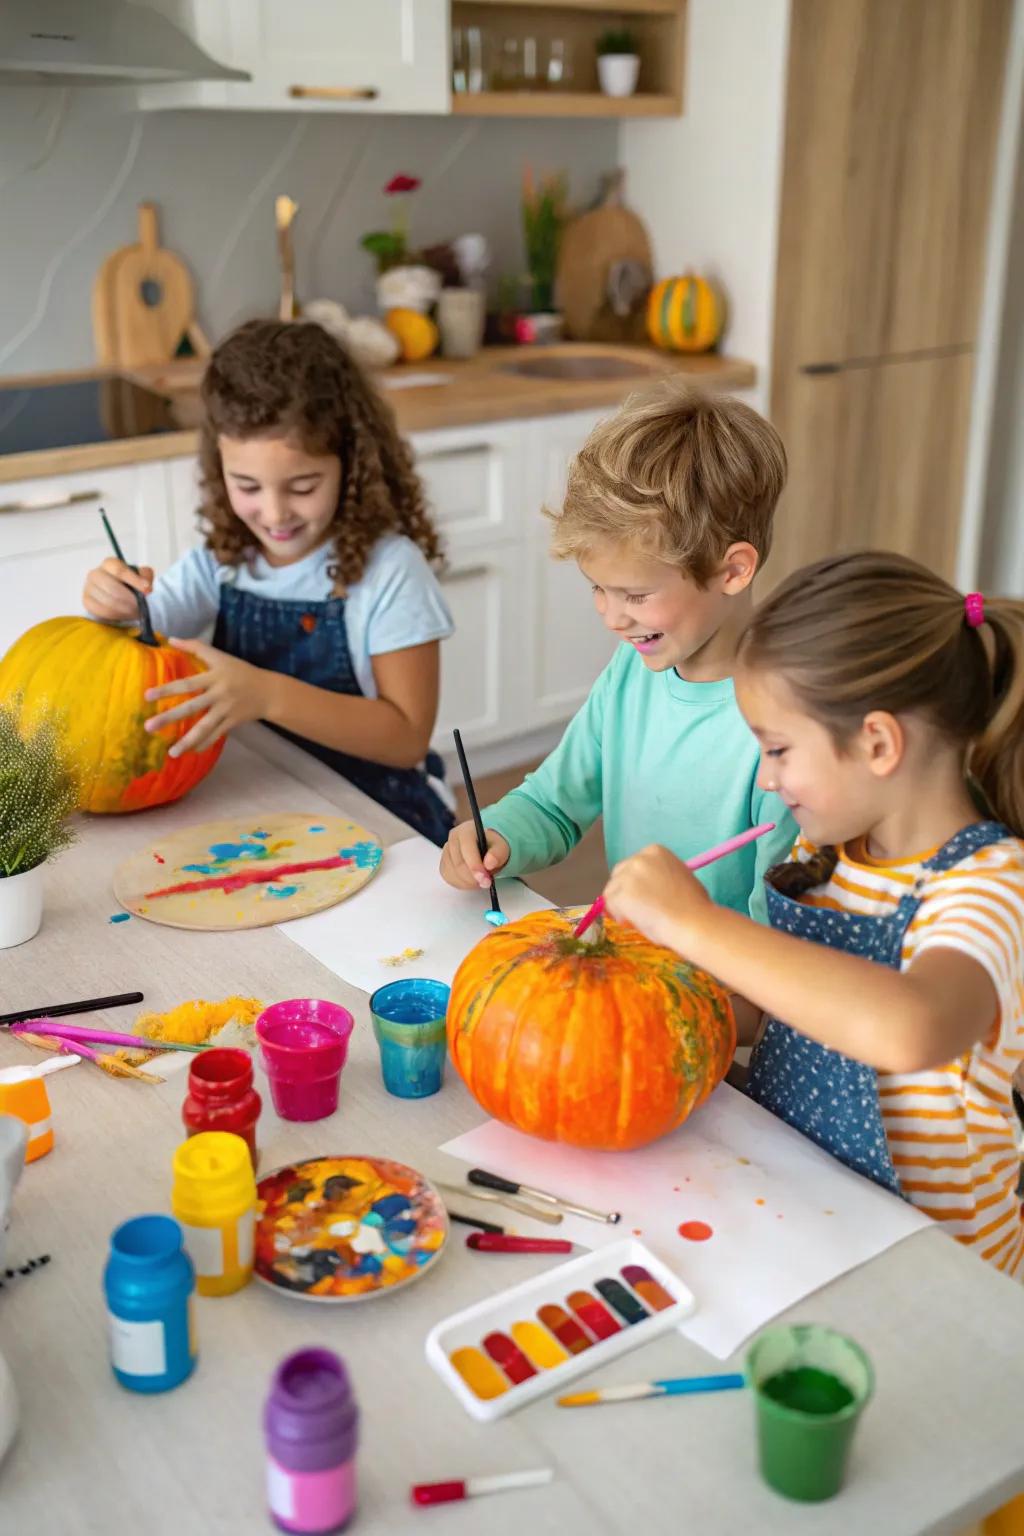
[0,375,184,457]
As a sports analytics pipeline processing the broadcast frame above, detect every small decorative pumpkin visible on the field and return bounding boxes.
[647,273,726,353]
[0,617,224,814]
[385,306,439,363]
[447,909,735,1152]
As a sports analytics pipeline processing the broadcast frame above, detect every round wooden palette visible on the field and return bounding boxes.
[254,1156,448,1303]
[112,813,383,931]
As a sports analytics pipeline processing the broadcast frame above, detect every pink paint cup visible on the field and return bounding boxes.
[255,1000,355,1122]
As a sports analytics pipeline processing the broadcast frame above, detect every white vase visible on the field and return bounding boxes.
[0,864,44,950]
[598,54,640,98]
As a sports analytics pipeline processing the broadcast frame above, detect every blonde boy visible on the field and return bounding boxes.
[440,382,796,920]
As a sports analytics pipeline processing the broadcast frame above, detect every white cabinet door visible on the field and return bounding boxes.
[523,411,617,726]
[138,0,448,114]
[412,421,527,554]
[165,456,204,558]
[0,465,170,656]
[433,544,527,752]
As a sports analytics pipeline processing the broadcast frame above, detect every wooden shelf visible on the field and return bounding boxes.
[452,89,678,116]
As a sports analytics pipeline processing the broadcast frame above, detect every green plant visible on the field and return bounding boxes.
[0,696,80,878]
[522,167,568,313]
[596,28,639,55]
[360,173,423,274]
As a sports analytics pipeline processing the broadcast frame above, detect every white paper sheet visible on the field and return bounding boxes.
[441,1084,932,1359]
[278,834,554,993]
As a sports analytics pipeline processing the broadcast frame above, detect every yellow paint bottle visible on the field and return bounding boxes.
[171,1131,256,1297]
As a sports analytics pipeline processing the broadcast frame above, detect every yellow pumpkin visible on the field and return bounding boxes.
[0,617,224,814]
[647,273,726,353]
[385,308,439,363]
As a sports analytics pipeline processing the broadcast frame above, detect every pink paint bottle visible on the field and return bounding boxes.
[265,1348,359,1534]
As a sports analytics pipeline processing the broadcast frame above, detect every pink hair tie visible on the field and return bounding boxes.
[964,592,985,628]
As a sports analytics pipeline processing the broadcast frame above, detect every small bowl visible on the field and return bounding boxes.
[255,1000,355,1122]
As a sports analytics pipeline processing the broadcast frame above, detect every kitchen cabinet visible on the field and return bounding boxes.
[769,0,1011,584]
[0,464,171,655]
[434,544,528,747]
[136,0,449,114]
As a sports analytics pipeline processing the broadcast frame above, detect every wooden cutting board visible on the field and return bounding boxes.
[93,202,209,368]
[557,170,653,344]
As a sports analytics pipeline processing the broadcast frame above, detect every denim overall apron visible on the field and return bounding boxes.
[746,820,1009,1195]
[213,584,455,847]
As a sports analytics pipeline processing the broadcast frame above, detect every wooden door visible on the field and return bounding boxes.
[770,0,1010,583]
[766,352,975,584]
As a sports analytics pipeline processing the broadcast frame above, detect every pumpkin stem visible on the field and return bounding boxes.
[577,910,605,947]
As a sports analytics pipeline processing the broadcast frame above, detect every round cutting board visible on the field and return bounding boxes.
[113,813,382,931]
[254,1156,448,1303]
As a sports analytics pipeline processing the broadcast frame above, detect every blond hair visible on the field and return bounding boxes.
[741,551,1024,839]
[549,380,787,583]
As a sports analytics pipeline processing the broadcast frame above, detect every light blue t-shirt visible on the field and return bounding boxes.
[140,535,453,699]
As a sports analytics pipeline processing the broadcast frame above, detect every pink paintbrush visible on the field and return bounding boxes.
[10,1019,207,1054]
[572,822,778,939]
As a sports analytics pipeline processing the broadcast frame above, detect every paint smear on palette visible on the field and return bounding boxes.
[265,885,299,900]
[678,1221,714,1243]
[145,855,350,900]
[109,912,131,924]
[152,853,165,864]
[308,825,326,833]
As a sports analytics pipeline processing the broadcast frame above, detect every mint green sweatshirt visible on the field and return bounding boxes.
[483,643,797,923]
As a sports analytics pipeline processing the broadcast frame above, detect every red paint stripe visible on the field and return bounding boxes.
[145,855,351,900]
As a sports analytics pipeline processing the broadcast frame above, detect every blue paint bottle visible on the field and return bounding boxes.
[104,1214,196,1393]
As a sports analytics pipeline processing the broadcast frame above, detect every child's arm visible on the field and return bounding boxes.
[604,845,998,1073]
[83,550,220,638]
[144,637,440,766]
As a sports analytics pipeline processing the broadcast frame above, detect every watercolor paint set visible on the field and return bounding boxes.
[425,1239,696,1421]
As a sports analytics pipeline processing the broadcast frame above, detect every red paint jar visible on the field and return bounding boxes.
[182,1048,261,1169]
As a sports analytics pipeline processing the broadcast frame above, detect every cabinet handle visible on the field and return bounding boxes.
[0,488,103,514]
[288,85,379,101]
[440,563,489,585]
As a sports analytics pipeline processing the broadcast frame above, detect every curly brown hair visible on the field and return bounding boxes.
[196,318,442,588]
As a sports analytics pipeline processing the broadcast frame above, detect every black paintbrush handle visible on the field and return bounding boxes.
[0,991,144,1027]
[99,507,158,647]
[453,728,502,915]
[468,1168,521,1196]
[447,1211,505,1235]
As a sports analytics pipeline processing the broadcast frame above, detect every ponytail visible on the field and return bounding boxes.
[741,552,1024,839]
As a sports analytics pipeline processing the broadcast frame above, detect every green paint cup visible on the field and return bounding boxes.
[746,1324,874,1502]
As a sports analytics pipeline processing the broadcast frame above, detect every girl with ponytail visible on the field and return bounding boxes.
[603,551,1024,1274]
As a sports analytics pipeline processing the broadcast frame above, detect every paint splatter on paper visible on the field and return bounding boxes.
[380,946,425,969]
[678,1221,714,1243]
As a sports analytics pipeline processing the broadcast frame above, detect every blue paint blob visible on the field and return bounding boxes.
[338,841,382,870]
[109,912,131,924]
[265,884,299,900]
[251,830,271,840]
[308,825,326,833]
[484,910,508,927]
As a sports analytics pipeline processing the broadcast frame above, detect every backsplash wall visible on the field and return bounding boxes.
[0,92,617,375]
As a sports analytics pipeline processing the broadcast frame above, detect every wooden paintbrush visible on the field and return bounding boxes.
[99,509,158,647]
[453,728,506,926]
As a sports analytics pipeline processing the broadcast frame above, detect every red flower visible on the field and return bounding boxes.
[385,174,420,195]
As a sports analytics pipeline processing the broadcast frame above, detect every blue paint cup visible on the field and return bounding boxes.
[104,1214,196,1393]
[369,979,450,1100]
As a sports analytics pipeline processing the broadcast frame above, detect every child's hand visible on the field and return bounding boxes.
[603,844,711,954]
[440,820,511,890]
[82,557,154,622]
[143,638,271,758]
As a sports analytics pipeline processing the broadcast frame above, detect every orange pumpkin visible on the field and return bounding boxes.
[447,909,735,1151]
[0,617,224,814]
[647,272,726,353]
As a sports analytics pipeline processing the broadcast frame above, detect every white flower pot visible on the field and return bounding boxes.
[598,54,640,98]
[0,864,44,950]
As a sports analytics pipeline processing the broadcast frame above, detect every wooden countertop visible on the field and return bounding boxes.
[0,345,755,485]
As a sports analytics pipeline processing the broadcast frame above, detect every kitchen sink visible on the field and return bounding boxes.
[499,354,660,382]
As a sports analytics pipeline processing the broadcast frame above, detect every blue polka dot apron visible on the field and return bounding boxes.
[746,820,1010,1196]
[213,585,454,847]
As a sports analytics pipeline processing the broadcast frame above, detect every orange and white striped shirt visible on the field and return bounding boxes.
[794,831,1024,1277]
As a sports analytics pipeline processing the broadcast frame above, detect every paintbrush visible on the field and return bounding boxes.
[17,1032,163,1084]
[10,1020,206,1054]
[573,822,778,939]
[0,991,143,1028]
[99,507,158,647]
[452,728,507,927]
[467,1168,620,1225]
[558,1373,746,1408]
[434,1180,564,1226]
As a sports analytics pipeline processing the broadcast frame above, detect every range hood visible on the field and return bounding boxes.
[0,1,251,86]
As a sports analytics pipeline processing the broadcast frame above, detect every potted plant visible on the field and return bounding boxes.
[522,167,568,333]
[0,696,80,949]
[596,28,641,98]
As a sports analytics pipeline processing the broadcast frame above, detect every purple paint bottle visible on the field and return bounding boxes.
[265,1348,359,1534]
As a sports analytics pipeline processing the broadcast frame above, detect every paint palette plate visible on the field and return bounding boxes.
[254,1155,448,1303]
[425,1238,696,1421]
[112,813,382,930]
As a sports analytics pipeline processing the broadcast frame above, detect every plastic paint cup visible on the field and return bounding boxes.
[104,1214,196,1393]
[369,979,450,1100]
[183,1047,261,1168]
[256,1000,355,1122]
[746,1324,874,1502]
[0,1068,54,1162]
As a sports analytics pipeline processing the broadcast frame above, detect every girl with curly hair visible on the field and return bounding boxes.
[82,319,455,843]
